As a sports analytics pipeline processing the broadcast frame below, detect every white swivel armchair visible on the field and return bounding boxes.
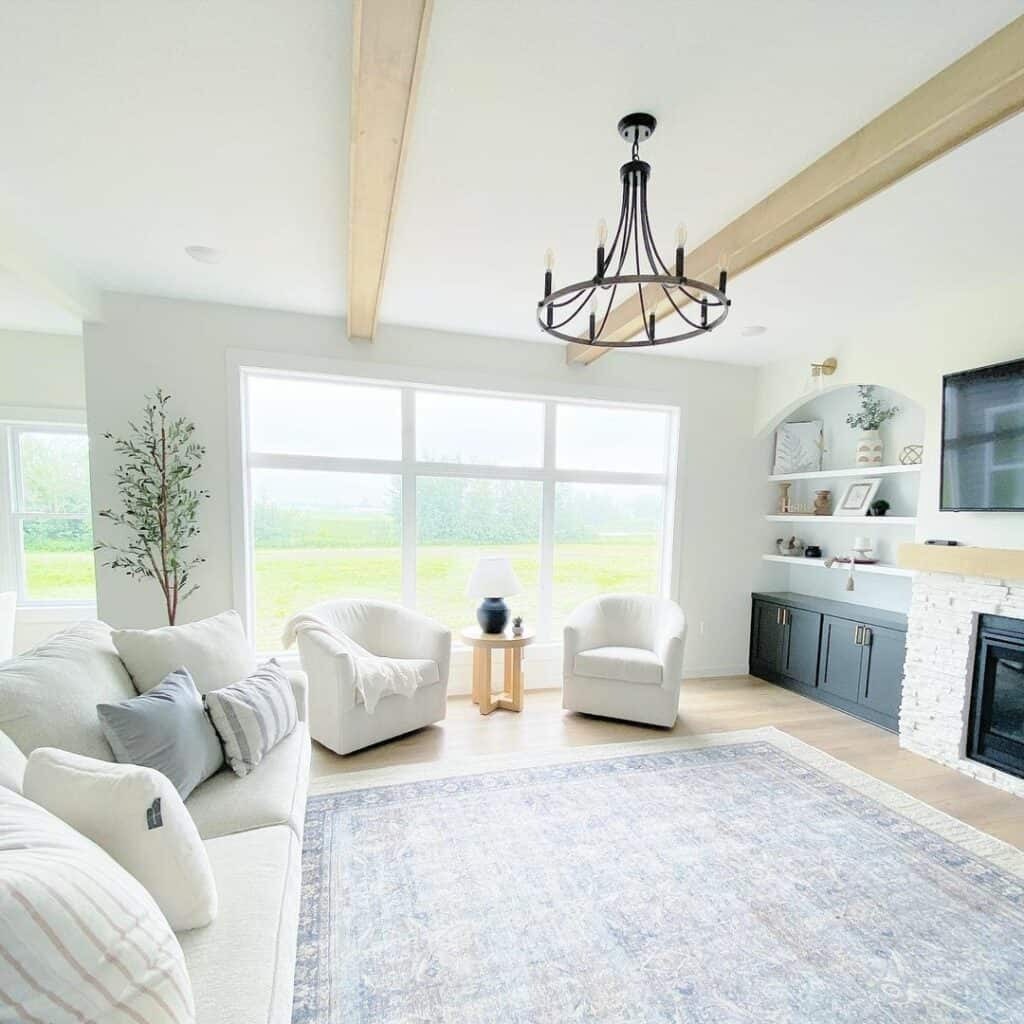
[562,594,686,727]
[287,599,451,755]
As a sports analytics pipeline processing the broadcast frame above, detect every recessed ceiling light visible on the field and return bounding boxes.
[741,324,767,337]
[185,245,222,264]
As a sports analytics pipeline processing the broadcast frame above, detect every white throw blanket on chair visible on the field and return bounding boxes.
[282,613,423,714]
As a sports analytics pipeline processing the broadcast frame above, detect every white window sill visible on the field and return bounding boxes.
[15,604,97,623]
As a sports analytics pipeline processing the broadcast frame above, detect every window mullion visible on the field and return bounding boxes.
[538,403,557,643]
[0,427,16,595]
[401,389,417,609]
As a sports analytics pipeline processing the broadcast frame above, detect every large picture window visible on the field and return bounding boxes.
[0,424,96,605]
[242,371,676,650]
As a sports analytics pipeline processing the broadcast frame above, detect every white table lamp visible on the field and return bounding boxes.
[466,556,522,634]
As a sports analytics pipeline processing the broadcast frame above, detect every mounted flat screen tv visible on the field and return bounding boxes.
[941,357,1024,511]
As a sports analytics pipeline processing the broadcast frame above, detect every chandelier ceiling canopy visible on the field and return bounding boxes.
[537,113,731,349]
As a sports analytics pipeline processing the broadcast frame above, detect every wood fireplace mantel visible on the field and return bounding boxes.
[898,543,1024,581]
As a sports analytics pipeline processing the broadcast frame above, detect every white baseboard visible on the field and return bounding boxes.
[682,664,750,680]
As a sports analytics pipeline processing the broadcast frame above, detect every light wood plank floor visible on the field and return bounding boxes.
[311,675,1024,849]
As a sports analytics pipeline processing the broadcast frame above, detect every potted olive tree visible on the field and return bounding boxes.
[95,390,209,625]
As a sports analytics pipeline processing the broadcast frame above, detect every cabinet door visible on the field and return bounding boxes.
[859,625,906,720]
[751,601,785,673]
[818,615,864,703]
[781,607,821,687]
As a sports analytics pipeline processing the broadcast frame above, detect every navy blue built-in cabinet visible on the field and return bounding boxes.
[750,592,908,732]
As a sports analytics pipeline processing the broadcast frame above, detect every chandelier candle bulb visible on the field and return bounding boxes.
[674,223,687,277]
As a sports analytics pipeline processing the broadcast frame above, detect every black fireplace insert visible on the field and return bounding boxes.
[967,614,1024,780]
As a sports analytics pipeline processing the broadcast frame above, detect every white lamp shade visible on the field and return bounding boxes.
[466,556,522,599]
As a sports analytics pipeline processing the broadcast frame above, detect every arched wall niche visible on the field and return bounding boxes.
[757,382,925,480]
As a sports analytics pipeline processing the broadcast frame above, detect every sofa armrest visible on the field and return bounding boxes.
[286,669,309,723]
[656,602,687,688]
[563,599,604,678]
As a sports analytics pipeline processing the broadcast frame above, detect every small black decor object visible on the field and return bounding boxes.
[869,499,890,518]
[805,545,822,558]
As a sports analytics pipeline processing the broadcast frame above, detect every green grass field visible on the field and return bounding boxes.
[26,540,659,651]
[24,551,96,602]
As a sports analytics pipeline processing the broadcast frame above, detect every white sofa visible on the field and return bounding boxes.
[292,598,451,755]
[0,620,310,1024]
[562,593,687,728]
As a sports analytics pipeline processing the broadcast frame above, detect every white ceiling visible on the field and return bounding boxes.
[0,0,1021,366]
[0,0,349,327]
[378,0,1022,357]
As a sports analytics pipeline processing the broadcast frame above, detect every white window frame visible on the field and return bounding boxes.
[0,409,95,609]
[232,363,679,654]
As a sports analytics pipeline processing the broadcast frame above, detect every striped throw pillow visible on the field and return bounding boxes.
[0,785,195,1024]
[204,661,298,778]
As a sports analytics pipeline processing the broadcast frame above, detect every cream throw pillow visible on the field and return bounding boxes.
[112,610,256,694]
[23,747,217,931]
[0,784,195,1022]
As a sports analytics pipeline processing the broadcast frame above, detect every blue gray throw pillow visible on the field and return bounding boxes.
[97,667,224,799]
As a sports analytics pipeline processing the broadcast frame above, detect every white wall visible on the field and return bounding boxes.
[83,292,760,683]
[754,295,1024,551]
[0,329,85,411]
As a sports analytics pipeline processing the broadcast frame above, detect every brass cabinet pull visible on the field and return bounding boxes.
[777,607,783,625]
[784,608,791,626]
[855,625,864,645]
[863,626,872,647]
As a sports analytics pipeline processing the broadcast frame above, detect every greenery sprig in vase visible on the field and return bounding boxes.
[95,390,209,625]
[846,385,899,466]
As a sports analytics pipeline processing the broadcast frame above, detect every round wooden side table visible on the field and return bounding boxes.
[460,627,535,715]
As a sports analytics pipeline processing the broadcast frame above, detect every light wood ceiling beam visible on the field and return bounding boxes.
[568,15,1024,365]
[347,0,432,340]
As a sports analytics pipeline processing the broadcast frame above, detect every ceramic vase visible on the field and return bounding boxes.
[856,429,883,465]
[813,490,832,516]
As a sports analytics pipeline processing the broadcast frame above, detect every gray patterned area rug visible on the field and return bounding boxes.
[293,728,1024,1024]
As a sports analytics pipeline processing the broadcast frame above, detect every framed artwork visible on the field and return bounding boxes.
[835,478,882,516]
[772,420,823,475]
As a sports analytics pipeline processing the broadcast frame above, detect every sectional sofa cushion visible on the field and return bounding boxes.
[0,784,195,1023]
[0,730,26,793]
[112,610,256,694]
[23,748,218,931]
[178,823,299,1024]
[97,667,224,799]
[0,620,136,760]
[185,722,311,842]
[204,661,298,777]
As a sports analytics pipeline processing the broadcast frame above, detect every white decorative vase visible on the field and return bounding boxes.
[856,429,883,465]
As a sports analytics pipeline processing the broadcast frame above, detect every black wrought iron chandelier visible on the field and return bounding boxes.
[537,113,730,348]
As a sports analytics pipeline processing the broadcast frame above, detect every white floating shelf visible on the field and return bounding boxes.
[767,464,921,483]
[765,514,916,526]
[762,554,914,578]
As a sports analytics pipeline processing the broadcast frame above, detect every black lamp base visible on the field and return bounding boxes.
[477,597,509,634]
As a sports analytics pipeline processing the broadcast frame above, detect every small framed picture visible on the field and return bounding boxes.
[835,478,882,516]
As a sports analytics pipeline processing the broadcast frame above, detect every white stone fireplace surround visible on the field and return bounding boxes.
[899,569,1024,797]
